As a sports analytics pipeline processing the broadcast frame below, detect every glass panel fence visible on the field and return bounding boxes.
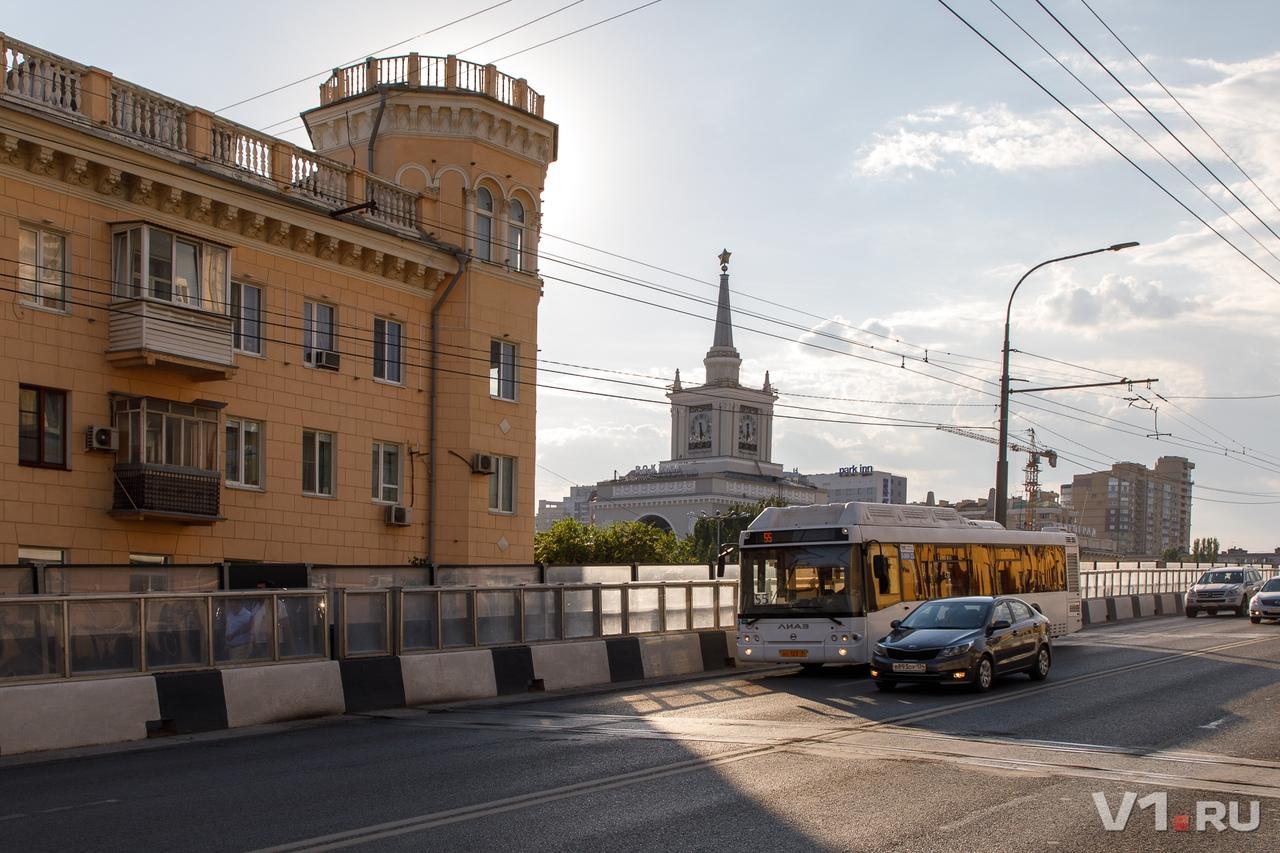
[279,594,327,659]
[402,590,440,651]
[523,589,559,642]
[145,597,206,669]
[69,599,140,674]
[343,592,389,656]
[213,596,273,664]
[627,586,660,634]
[664,585,689,631]
[477,590,519,645]
[0,601,63,679]
[441,590,474,647]
[601,588,623,636]
[563,589,595,639]
[691,585,715,628]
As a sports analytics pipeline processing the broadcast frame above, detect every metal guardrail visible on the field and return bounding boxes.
[1081,567,1278,598]
[0,581,738,683]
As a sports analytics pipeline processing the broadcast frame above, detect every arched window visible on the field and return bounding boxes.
[508,199,525,272]
[475,187,493,261]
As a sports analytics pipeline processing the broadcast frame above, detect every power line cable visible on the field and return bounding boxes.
[934,0,1280,293]
[457,0,588,57]
[1033,0,1280,248]
[490,0,665,62]
[990,0,1280,268]
[1078,0,1280,222]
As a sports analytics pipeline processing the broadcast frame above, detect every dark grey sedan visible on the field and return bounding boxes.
[869,596,1052,693]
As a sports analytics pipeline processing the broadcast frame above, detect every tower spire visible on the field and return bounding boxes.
[704,249,741,385]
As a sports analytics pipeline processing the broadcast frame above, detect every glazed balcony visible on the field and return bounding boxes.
[106,297,235,381]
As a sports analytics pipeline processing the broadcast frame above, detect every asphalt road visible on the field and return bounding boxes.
[4,614,1280,852]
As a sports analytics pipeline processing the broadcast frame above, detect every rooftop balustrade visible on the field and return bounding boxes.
[0,33,425,234]
[318,53,544,118]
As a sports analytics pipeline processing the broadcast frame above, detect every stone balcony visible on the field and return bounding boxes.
[318,53,545,117]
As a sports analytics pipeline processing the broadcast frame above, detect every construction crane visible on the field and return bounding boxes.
[937,426,1058,530]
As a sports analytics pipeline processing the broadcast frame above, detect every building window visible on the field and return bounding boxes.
[111,224,228,312]
[18,546,64,565]
[225,418,263,488]
[18,226,66,311]
[508,199,525,272]
[489,340,517,400]
[304,301,336,363]
[231,282,262,355]
[302,430,334,496]
[373,318,403,383]
[371,441,401,503]
[18,385,67,468]
[489,455,516,514]
[475,187,493,262]
[113,397,219,470]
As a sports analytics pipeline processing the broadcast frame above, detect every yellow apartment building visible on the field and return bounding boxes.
[0,34,557,575]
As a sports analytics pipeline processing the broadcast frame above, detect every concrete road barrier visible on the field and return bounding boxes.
[0,630,743,756]
[223,661,344,729]
[0,676,159,755]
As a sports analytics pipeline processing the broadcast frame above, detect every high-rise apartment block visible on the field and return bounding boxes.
[1064,456,1194,557]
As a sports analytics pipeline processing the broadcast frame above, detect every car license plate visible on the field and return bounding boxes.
[779,649,808,658]
[892,662,926,673]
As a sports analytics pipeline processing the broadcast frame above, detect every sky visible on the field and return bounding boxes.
[9,1,1280,549]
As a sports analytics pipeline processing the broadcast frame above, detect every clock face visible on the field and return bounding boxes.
[688,411,712,450]
[738,413,757,442]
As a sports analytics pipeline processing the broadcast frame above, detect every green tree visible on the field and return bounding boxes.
[1160,544,1185,563]
[689,498,787,565]
[534,518,699,565]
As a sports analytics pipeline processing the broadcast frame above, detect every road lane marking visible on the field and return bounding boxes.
[1200,716,1231,730]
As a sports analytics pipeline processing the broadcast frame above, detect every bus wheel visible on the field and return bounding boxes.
[970,656,994,693]
[874,680,897,692]
[1029,645,1051,681]
[800,663,824,674]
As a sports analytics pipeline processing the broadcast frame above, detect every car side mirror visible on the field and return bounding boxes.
[890,619,902,630]
[988,619,1011,633]
[1030,602,1043,614]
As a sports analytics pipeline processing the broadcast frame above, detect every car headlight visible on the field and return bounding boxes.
[940,641,974,657]
[874,643,888,656]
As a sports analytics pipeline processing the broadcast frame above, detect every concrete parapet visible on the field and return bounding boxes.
[0,676,158,755]
[222,661,344,728]
[530,641,610,691]
[400,649,497,705]
[638,634,704,678]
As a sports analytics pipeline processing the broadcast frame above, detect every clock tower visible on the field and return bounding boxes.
[667,251,781,475]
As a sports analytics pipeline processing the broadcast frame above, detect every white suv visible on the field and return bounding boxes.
[1185,569,1264,618]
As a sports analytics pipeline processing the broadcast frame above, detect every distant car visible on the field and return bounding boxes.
[1248,577,1280,624]
[1185,569,1264,618]
[869,596,1051,693]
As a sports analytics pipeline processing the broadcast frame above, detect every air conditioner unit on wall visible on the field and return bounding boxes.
[307,349,341,370]
[85,426,119,452]
[471,453,497,475]
[385,504,412,526]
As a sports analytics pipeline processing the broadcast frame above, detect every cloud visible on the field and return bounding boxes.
[1041,274,1201,327]
[853,104,1104,177]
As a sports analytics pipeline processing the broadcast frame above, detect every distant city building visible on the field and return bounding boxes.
[535,485,596,532]
[589,252,825,535]
[1222,547,1280,567]
[1064,456,1194,558]
[805,467,906,504]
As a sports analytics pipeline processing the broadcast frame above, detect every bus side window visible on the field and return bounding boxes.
[870,547,903,608]
[967,544,995,596]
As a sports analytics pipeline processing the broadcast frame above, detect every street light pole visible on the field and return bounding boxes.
[995,241,1139,527]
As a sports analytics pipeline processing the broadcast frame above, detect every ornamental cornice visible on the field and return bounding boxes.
[0,130,455,291]
[306,96,555,168]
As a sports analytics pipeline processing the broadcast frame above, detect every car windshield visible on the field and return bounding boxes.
[1261,578,1280,593]
[1198,571,1243,585]
[899,600,991,630]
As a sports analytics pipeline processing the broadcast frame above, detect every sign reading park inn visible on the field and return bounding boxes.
[838,465,876,477]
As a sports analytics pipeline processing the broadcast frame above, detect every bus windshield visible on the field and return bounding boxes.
[741,545,863,616]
